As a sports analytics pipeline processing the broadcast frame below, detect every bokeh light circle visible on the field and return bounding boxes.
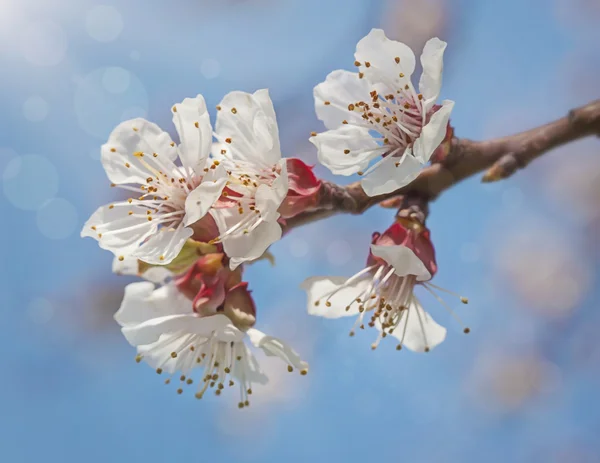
[102,67,130,94]
[85,5,124,42]
[326,239,353,266]
[36,198,79,240]
[28,297,54,324]
[289,237,309,258]
[2,155,59,210]
[74,66,149,139]
[201,58,221,79]
[20,21,67,67]
[23,96,49,122]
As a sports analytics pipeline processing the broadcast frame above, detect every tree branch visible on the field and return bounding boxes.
[286,99,600,230]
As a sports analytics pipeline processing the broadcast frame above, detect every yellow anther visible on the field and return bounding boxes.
[324,101,331,105]
[118,256,124,261]
[156,368,163,374]
[170,352,177,358]
[395,56,400,63]
[344,149,350,154]
[225,138,232,144]
[110,148,116,152]
[216,105,222,111]
[231,107,237,114]
[194,121,199,128]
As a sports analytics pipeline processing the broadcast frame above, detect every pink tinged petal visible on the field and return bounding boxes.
[246,328,309,371]
[314,70,371,130]
[101,118,177,185]
[215,90,281,167]
[172,94,212,175]
[387,300,446,352]
[122,313,243,347]
[132,224,193,265]
[81,202,157,256]
[115,281,192,327]
[419,38,447,111]
[301,276,372,318]
[370,245,431,281]
[354,28,416,87]
[360,148,423,197]
[255,159,289,223]
[310,125,383,176]
[184,165,228,226]
[412,100,454,164]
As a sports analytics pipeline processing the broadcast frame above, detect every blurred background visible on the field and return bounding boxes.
[1,0,599,461]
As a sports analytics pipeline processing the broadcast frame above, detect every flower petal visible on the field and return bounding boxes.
[360,148,423,196]
[252,88,281,155]
[412,100,454,164]
[255,159,288,222]
[81,202,156,257]
[132,224,193,265]
[215,90,281,167]
[112,255,173,284]
[115,281,191,326]
[233,341,269,385]
[310,125,383,176]
[184,165,228,226]
[247,328,308,371]
[101,118,177,185]
[122,313,243,347]
[419,38,447,111]
[301,276,371,318]
[172,94,212,175]
[314,70,371,130]
[385,300,446,352]
[370,244,431,281]
[355,29,416,89]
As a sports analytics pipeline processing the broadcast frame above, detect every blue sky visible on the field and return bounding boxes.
[1,0,599,462]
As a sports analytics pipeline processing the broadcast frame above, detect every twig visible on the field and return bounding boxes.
[286,99,600,230]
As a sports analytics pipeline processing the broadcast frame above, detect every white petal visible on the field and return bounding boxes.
[101,118,177,185]
[310,125,382,176]
[132,224,193,265]
[247,328,308,371]
[355,29,416,89]
[81,202,156,257]
[385,300,446,352]
[419,38,447,111]
[252,88,281,154]
[114,281,191,326]
[184,165,228,226]
[314,70,371,130]
[370,245,431,281]
[412,100,454,164]
[361,148,423,196]
[215,90,281,167]
[172,94,212,175]
[300,276,371,318]
[112,255,173,284]
[255,159,288,222]
[233,342,269,385]
[122,313,243,347]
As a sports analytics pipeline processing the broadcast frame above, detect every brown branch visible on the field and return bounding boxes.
[286,99,600,230]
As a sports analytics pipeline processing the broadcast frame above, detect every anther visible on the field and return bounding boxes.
[424,347,430,353]
[344,149,350,154]
[287,365,293,373]
[395,56,400,63]
[172,106,177,112]
[300,369,308,376]
[186,379,193,385]
[180,375,186,381]
[216,105,222,111]
[463,327,471,334]
[170,352,177,358]
[310,131,317,137]
[118,256,124,261]
[396,344,402,351]
[225,138,232,144]
[354,60,360,66]
[324,101,331,105]
[325,301,332,307]
[156,368,163,374]
[365,61,371,68]
[194,122,199,128]
[177,388,183,394]
[231,107,237,114]
[135,355,142,363]
[349,331,355,337]
[460,297,469,304]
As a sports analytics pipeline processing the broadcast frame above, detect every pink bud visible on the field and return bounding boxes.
[279,158,322,219]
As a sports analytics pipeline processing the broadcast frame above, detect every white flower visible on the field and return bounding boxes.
[310,28,454,196]
[116,281,308,408]
[81,95,228,265]
[302,244,469,352]
[208,89,289,269]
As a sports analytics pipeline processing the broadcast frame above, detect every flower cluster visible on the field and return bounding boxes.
[82,28,462,407]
